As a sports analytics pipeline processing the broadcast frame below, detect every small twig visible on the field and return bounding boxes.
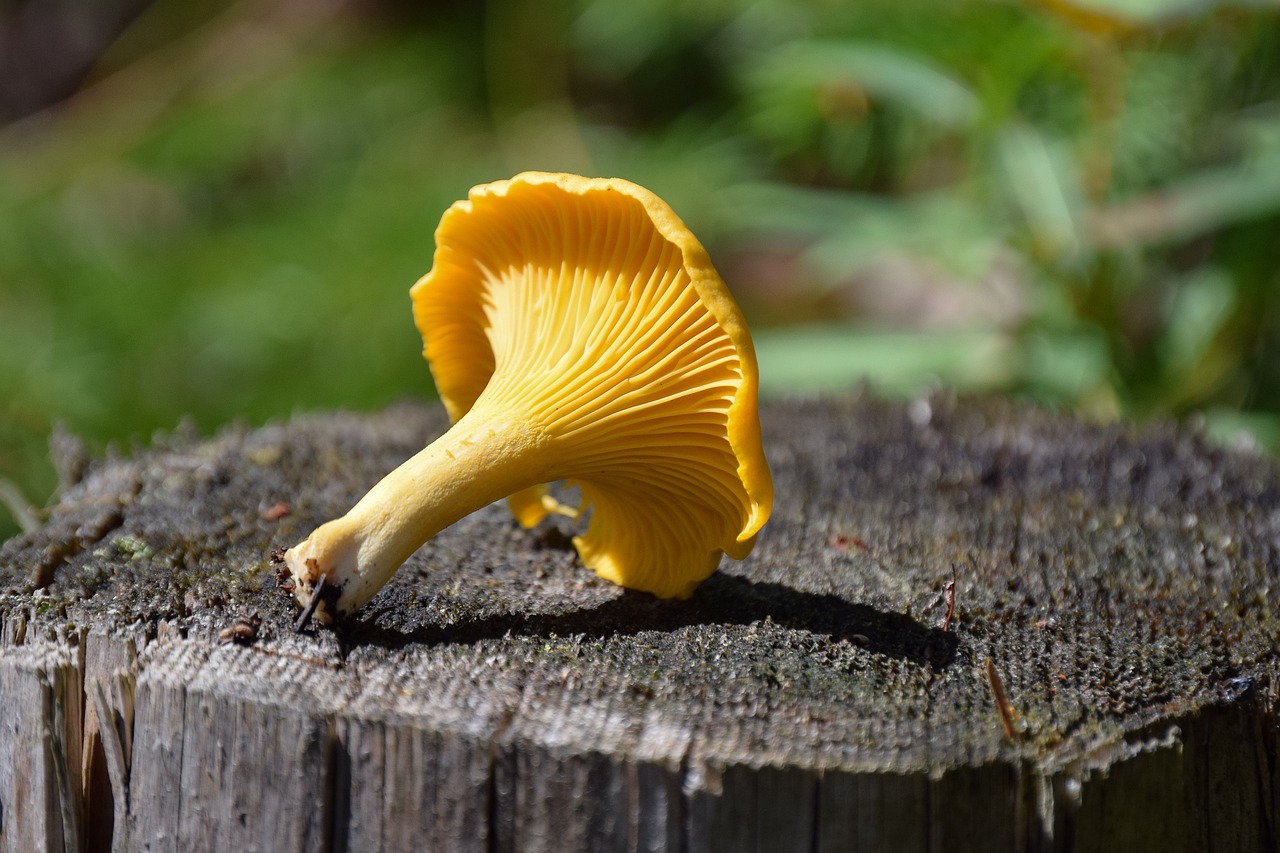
[220,608,263,645]
[261,501,291,521]
[985,658,1022,741]
[293,573,328,633]
[0,478,40,534]
[827,534,870,553]
[942,567,957,632]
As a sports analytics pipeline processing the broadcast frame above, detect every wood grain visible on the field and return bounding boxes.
[0,642,83,853]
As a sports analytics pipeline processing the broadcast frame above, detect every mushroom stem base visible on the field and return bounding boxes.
[282,407,550,621]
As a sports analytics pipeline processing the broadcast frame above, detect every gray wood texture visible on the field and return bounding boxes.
[1,394,1278,852]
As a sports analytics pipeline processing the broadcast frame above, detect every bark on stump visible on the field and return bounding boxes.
[1,394,1278,853]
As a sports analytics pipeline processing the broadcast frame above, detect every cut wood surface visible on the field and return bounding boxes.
[1,394,1278,852]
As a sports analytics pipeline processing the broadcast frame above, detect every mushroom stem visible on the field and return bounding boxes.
[282,406,550,622]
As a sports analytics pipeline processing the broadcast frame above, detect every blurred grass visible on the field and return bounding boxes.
[2,0,1280,540]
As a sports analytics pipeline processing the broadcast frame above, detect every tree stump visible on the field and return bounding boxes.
[1,394,1278,853]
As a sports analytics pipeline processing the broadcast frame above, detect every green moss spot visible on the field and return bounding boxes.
[115,535,153,560]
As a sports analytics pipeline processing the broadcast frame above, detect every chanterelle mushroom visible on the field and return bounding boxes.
[280,172,772,625]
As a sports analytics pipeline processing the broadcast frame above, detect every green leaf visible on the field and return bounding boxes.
[755,41,980,129]
[754,325,1015,397]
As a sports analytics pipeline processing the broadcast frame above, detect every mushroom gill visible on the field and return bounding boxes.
[281,172,772,624]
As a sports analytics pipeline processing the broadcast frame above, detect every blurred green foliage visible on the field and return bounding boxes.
[3,0,1280,540]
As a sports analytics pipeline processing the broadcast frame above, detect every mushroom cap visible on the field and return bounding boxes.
[411,172,772,598]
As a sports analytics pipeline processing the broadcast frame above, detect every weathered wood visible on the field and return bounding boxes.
[82,633,137,852]
[1,394,1279,852]
[0,642,84,853]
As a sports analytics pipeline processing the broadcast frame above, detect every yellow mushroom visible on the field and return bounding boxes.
[280,172,772,626]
